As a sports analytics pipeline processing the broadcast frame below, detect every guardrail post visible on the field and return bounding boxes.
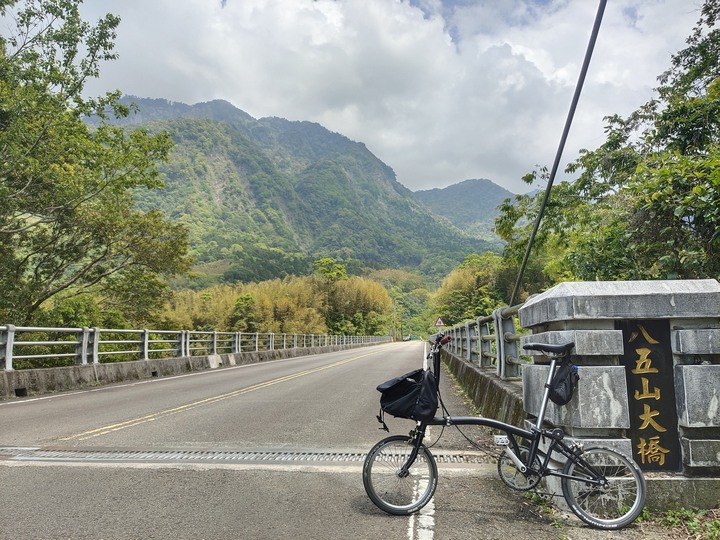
[75,327,90,365]
[492,307,521,379]
[211,331,217,354]
[464,322,472,361]
[180,330,190,358]
[269,333,275,351]
[492,309,506,378]
[478,318,493,368]
[177,331,184,357]
[140,329,149,361]
[500,306,521,378]
[91,328,100,364]
[2,325,15,371]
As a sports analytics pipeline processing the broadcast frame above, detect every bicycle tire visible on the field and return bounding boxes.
[363,435,438,515]
[497,445,542,491]
[561,446,646,530]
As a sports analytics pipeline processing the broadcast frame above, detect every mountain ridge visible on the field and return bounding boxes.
[414,179,513,240]
[115,97,508,284]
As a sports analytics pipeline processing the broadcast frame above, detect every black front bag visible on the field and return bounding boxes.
[376,368,438,421]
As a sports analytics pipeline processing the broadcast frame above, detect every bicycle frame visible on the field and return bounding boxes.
[401,340,606,488]
[366,338,646,529]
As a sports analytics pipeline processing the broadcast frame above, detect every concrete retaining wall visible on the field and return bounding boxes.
[0,343,370,400]
[441,350,525,427]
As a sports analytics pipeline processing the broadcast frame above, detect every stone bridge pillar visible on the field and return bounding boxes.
[518,279,720,483]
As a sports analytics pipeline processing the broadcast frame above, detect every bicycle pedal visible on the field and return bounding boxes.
[494,435,509,446]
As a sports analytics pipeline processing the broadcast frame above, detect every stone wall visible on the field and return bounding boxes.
[518,279,720,509]
[441,351,525,426]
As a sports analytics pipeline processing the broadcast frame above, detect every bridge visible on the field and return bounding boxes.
[0,341,625,540]
[438,278,720,511]
[1,278,719,537]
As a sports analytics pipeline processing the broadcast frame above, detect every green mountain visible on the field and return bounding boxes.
[117,97,501,284]
[414,179,514,240]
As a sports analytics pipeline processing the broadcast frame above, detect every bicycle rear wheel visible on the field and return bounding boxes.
[561,446,646,530]
[363,435,438,515]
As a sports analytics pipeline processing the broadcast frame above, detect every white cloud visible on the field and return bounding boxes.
[78,0,702,193]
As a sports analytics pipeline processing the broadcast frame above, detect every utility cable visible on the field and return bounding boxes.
[509,0,607,306]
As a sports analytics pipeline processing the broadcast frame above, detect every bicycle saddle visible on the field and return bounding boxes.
[523,342,575,355]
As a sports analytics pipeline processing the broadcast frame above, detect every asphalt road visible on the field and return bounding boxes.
[0,342,674,540]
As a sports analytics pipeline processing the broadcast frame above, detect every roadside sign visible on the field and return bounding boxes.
[434,317,446,327]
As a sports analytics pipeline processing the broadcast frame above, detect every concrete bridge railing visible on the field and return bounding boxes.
[0,325,390,399]
[441,278,720,510]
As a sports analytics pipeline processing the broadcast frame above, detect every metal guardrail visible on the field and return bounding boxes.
[442,303,527,379]
[0,325,389,371]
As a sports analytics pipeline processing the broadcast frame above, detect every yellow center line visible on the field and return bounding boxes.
[60,351,377,441]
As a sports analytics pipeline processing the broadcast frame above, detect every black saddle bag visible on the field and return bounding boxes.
[547,358,579,406]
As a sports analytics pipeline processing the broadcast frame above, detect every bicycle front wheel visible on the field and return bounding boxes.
[561,446,646,530]
[363,435,438,515]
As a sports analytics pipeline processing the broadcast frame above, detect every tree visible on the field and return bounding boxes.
[227,293,258,332]
[328,276,392,335]
[495,0,720,284]
[0,0,191,324]
[430,253,505,326]
[312,257,348,281]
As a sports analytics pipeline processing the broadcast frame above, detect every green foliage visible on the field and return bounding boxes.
[430,253,505,327]
[495,0,720,285]
[313,257,348,281]
[227,293,258,332]
[414,179,512,243]
[162,271,392,336]
[656,508,720,540]
[0,0,191,326]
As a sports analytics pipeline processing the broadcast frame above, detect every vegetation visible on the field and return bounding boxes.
[653,508,720,540]
[159,258,392,336]
[495,0,720,296]
[414,179,513,242]
[0,0,191,326]
[430,253,506,327]
[124,99,496,284]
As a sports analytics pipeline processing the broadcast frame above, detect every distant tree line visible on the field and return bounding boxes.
[160,258,392,337]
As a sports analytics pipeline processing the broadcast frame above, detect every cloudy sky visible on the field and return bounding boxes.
[75,0,703,194]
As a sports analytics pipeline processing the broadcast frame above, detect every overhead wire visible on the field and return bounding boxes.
[508,0,608,306]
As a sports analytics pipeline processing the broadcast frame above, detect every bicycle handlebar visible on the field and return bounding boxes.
[431,332,450,348]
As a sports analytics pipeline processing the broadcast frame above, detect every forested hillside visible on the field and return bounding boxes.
[415,179,514,240]
[121,97,500,285]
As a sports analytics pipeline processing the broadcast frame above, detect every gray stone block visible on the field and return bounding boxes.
[519,279,720,328]
[645,476,720,511]
[520,330,624,356]
[672,329,720,355]
[675,364,720,427]
[681,438,720,468]
[523,365,630,429]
